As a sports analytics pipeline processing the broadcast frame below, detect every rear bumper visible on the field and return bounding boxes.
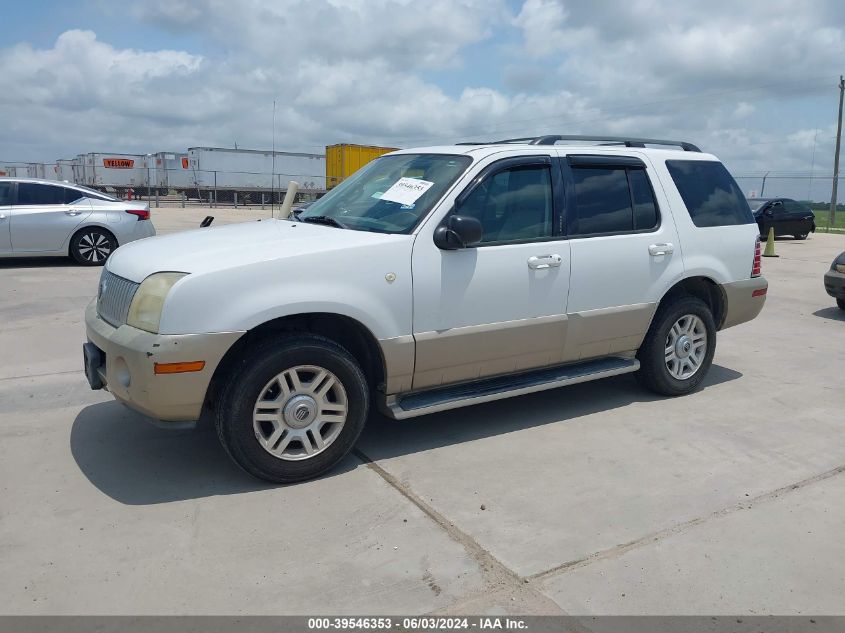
[84,300,243,422]
[720,277,768,329]
[824,269,845,299]
[129,220,155,242]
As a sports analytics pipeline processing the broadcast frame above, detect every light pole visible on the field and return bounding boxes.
[271,99,276,218]
[809,128,819,202]
[760,171,770,197]
[829,75,844,230]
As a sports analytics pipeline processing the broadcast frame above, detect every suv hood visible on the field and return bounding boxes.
[106,219,405,282]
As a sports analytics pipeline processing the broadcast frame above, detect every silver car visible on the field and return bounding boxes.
[0,178,156,265]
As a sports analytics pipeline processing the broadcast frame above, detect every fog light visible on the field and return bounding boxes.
[114,356,131,388]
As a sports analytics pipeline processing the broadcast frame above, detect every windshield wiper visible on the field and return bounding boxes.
[300,215,349,229]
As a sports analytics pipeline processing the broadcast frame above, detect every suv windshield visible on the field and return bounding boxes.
[298,153,472,233]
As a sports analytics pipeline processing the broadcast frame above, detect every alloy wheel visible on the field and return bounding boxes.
[664,314,708,380]
[78,232,112,263]
[252,365,348,461]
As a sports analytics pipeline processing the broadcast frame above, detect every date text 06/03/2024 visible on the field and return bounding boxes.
[306,617,528,630]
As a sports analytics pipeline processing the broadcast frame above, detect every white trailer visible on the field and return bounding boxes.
[79,153,149,193]
[146,152,192,193]
[0,163,54,179]
[187,147,325,201]
[55,158,77,183]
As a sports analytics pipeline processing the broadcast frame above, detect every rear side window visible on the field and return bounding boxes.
[16,183,65,205]
[570,166,660,236]
[0,182,12,205]
[629,169,659,230]
[784,200,807,214]
[63,188,85,203]
[666,160,754,227]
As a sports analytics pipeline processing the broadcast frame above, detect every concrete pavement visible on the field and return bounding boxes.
[1,213,844,614]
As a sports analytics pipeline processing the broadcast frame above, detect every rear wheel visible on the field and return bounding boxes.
[215,335,369,483]
[794,233,808,240]
[837,298,845,311]
[636,295,716,396]
[70,227,116,265]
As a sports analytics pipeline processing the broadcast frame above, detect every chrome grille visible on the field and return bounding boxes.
[97,270,139,328]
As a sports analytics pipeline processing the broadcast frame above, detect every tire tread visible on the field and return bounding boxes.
[214,333,369,483]
[636,295,716,397]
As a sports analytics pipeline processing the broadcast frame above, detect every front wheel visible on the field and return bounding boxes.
[837,298,845,311]
[636,296,717,396]
[215,335,369,483]
[70,227,116,265]
[794,233,808,240]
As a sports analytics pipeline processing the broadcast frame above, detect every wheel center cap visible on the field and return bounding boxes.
[283,395,317,429]
[676,335,692,359]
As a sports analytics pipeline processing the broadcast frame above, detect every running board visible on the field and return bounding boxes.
[382,356,639,419]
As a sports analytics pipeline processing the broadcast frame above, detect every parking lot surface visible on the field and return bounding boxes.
[2,210,844,615]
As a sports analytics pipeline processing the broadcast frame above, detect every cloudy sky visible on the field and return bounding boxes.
[1,0,844,199]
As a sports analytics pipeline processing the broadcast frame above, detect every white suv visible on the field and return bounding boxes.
[83,135,767,482]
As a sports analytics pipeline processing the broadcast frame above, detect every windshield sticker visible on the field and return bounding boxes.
[379,177,434,206]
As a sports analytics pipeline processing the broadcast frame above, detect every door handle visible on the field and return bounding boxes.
[0,213,6,220]
[527,254,562,269]
[648,243,674,256]
[65,210,81,216]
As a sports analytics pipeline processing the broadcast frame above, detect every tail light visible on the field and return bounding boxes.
[126,209,150,221]
[751,236,762,277]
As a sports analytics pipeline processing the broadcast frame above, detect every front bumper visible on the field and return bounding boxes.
[720,276,768,329]
[83,300,244,422]
[824,269,845,299]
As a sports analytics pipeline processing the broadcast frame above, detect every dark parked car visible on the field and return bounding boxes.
[824,251,845,311]
[748,197,816,239]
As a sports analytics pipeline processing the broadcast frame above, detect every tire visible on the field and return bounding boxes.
[794,233,808,240]
[636,295,717,397]
[215,334,369,483]
[70,227,117,265]
[837,298,845,311]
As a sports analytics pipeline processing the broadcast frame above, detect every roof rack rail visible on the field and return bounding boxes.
[489,135,701,152]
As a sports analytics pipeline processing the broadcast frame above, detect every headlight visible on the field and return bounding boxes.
[126,272,187,333]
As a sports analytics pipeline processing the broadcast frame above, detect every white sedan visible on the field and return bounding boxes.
[0,178,155,265]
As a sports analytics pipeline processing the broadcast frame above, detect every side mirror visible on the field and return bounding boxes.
[434,214,483,250]
[763,208,774,217]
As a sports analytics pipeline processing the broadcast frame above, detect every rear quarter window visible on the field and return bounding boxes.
[666,160,754,227]
[0,182,12,205]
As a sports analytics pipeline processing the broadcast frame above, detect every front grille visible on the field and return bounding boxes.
[97,270,140,327]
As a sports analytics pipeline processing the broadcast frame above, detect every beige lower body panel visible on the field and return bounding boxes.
[85,300,244,422]
[378,335,415,394]
[411,314,567,390]
[720,276,768,329]
[561,302,656,363]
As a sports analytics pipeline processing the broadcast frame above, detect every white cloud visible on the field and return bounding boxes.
[1,0,844,201]
[132,0,504,70]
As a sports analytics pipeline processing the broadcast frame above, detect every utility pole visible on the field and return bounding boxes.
[271,99,276,218]
[761,171,770,197]
[830,75,844,230]
[808,128,819,201]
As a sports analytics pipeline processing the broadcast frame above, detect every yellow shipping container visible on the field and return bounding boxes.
[326,144,398,189]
